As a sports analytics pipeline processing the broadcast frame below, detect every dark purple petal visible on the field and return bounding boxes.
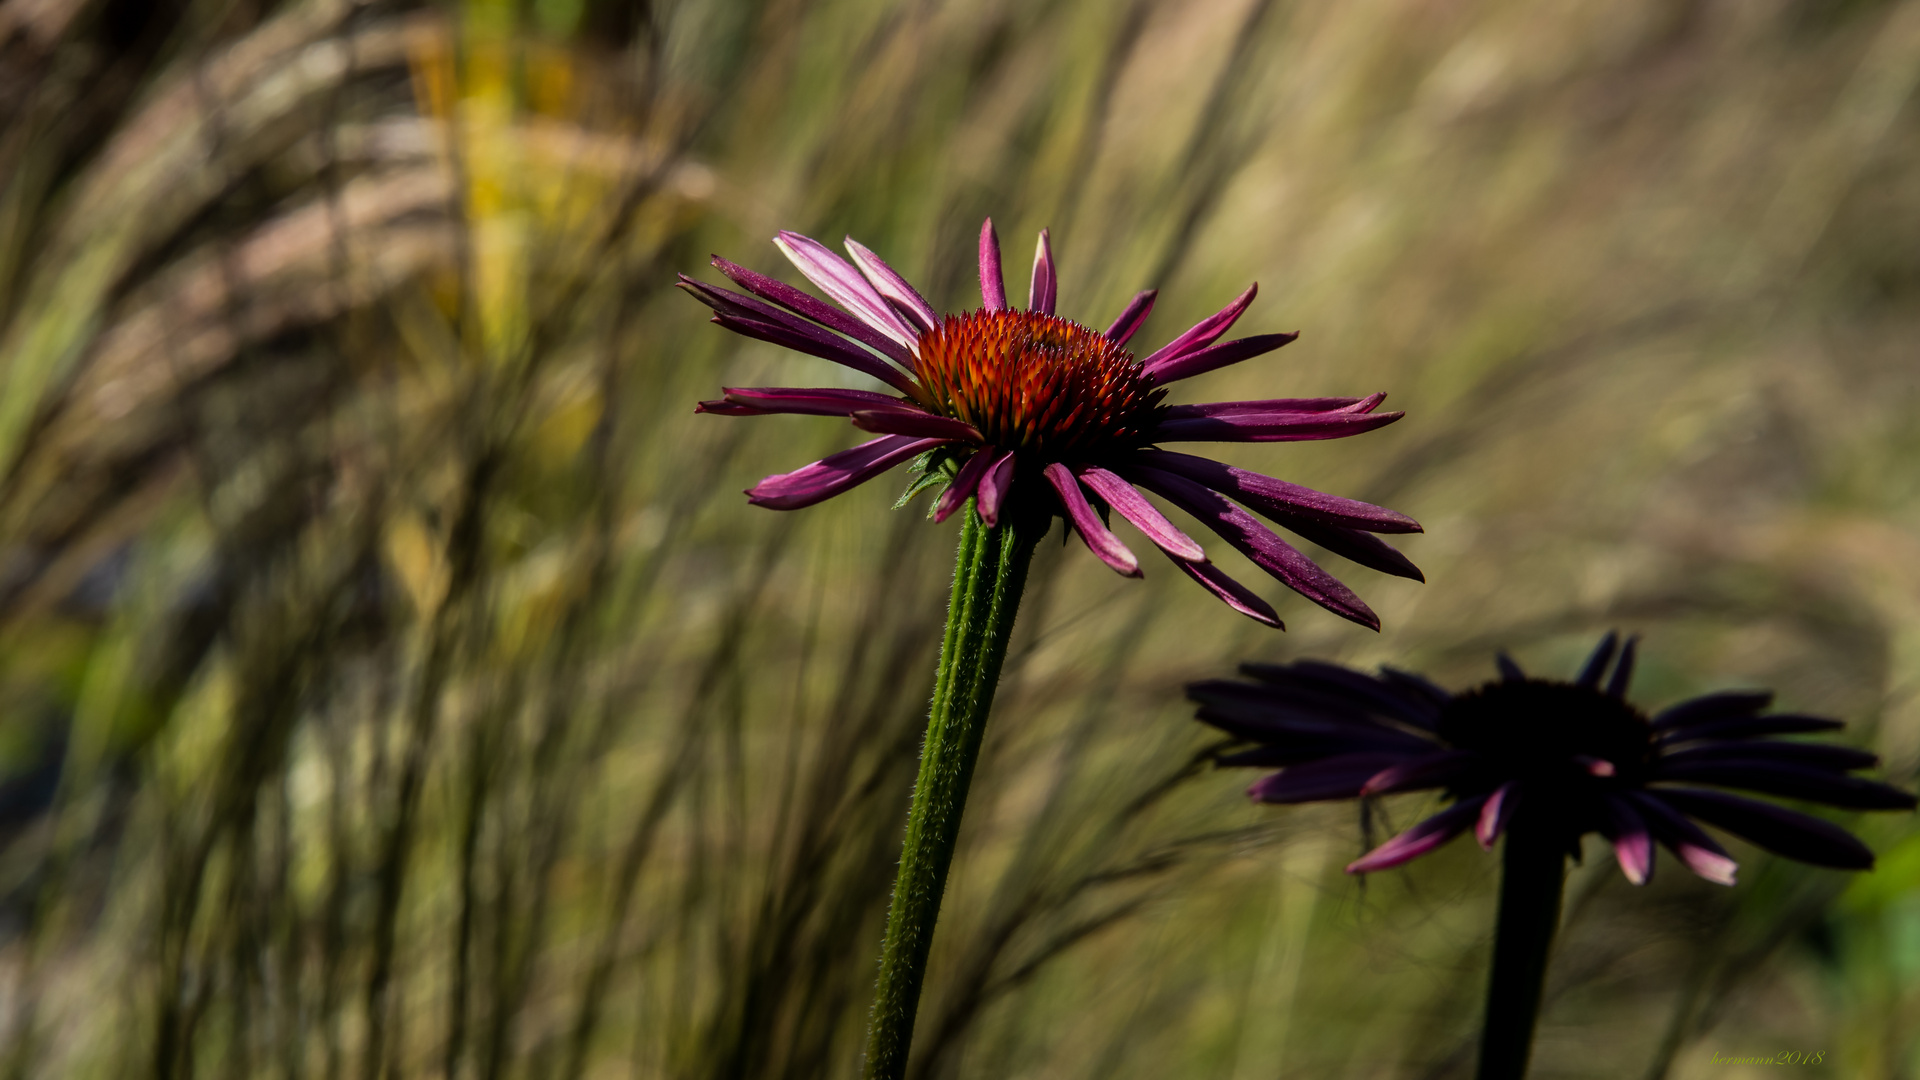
[1606,636,1639,698]
[1239,661,1443,730]
[697,386,914,417]
[1132,450,1422,534]
[1625,792,1738,885]
[1658,714,1845,744]
[1658,741,1880,773]
[1139,283,1257,371]
[1649,691,1774,731]
[1162,394,1384,419]
[1600,796,1654,885]
[1143,332,1299,384]
[1380,667,1454,714]
[1247,753,1415,804]
[1151,409,1405,444]
[1127,465,1379,629]
[1029,228,1057,315]
[1656,788,1877,870]
[1168,554,1282,627]
[1477,782,1518,849]
[850,410,981,442]
[1188,682,1436,750]
[711,256,917,367]
[843,237,940,334]
[1360,750,1479,796]
[1045,463,1140,577]
[1104,289,1157,344]
[1497,654,1526,682]
[1651,762,1916,810]
[935,448,999,523]
[1347,798,1486,874]
[1076,466,1205,562]
[746,436,944,511]
[774,231,920,350]
[1575,632,1620,688]
[976,449,1016,526]
[1269,517,1424,582]
[978,218,1007,312]
[708,311,921,395]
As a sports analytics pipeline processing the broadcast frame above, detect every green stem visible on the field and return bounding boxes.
[1476,820,1568,1080]
[863,505,1040,1080]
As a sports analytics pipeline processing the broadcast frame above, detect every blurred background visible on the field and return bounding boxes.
[0,0,1916,1076]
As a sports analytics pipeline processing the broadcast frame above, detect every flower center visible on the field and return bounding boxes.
[914,310,1165,456]
[1438,681,1654,787]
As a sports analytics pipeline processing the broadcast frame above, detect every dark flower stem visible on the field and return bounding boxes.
[1477,819,1568,1080]
[863,504,1040,1080]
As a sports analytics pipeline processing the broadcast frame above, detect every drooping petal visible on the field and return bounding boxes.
[1268,517,1424,582]
[975,448,1016,526]
[935,447,1000,523]
[1044,463,1140,577]
[1380,668,1454,715]
[1133,450,1422,534]
[1240,660,1444,729]
[1649,691,1774,732]
[978,218,1007,312]
[1346,798,1486,874]
[1477,782,1518,849]
[1188,682,1435,750]
[1029,228,1057,314]
[1650,761,1917,810]
[1151,408,1405,443]
[842,237,940,334]
[1248,753,1415,804]
[1606,636,1639,698]
[1575,632,1620,688]
[1164,394,1385,419]
[774,231,921,350]
[745,435,944,511]
[1075,466,1205,562]
[697,386,915,417]
[1626,792,1739,886]
[708,313,922,396]
[1127,465,1379,629]
[1497,654,1526,682]
[1600,796,1654,885]
[1657,714,1845,744]
[1143,332,1299,384]
[1138,283,1257,371]
[850,409,981,442]
[1656,788,1876,870]
[710,256,917,367]
[1360,750,1480,796]
[1168,554,1281,627]
[1104,289,1157,344]
[1657,741,1880,773]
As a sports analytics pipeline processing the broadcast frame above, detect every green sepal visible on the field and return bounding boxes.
[894,447,966,513]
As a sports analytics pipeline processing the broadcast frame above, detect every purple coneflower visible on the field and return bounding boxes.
[683,220,1420,629]
[1191,632,1915,1080]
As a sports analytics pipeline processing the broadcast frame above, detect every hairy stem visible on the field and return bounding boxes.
[863,505,1040,1080]
[1477,820,1568,1080]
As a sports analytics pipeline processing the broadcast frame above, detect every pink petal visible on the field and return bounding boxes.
[1044,463,1140,577]
[843,237,939,334]
[850,410,980,441]
[1143,332,1298,384]
[1359,750,1478,797]
[1104,290,1157,344]
[1164,395,1380,418]
[1029,228,1057,314]
[1602,796,1653,885]
[1248,752,1410,804]
[746,436,943,510]
[1476,782,1518,849]
[1151,409,1406,443]
[1625,793,1738,885]
[1346,798,1486,874]
[710,256,916,367]
[976,449,1016,526]
[935,448,1000,523]
[978,218,1007,312]
[1075,466,1205,562]
[1166,552,1281,628]
[698,386,914,417]
[774,231,919,351]
[1138,283,1257,371]
[1133,449,1422,534]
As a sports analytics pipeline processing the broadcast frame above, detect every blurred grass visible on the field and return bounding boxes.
[0,0,1917,1077]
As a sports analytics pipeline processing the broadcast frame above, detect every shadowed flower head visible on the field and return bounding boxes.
[1192,633,1917,884]
[682,220,1422,628]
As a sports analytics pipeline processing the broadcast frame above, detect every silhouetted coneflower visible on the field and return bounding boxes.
[1191,632,1915,1080]
[683,220,1421,629]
